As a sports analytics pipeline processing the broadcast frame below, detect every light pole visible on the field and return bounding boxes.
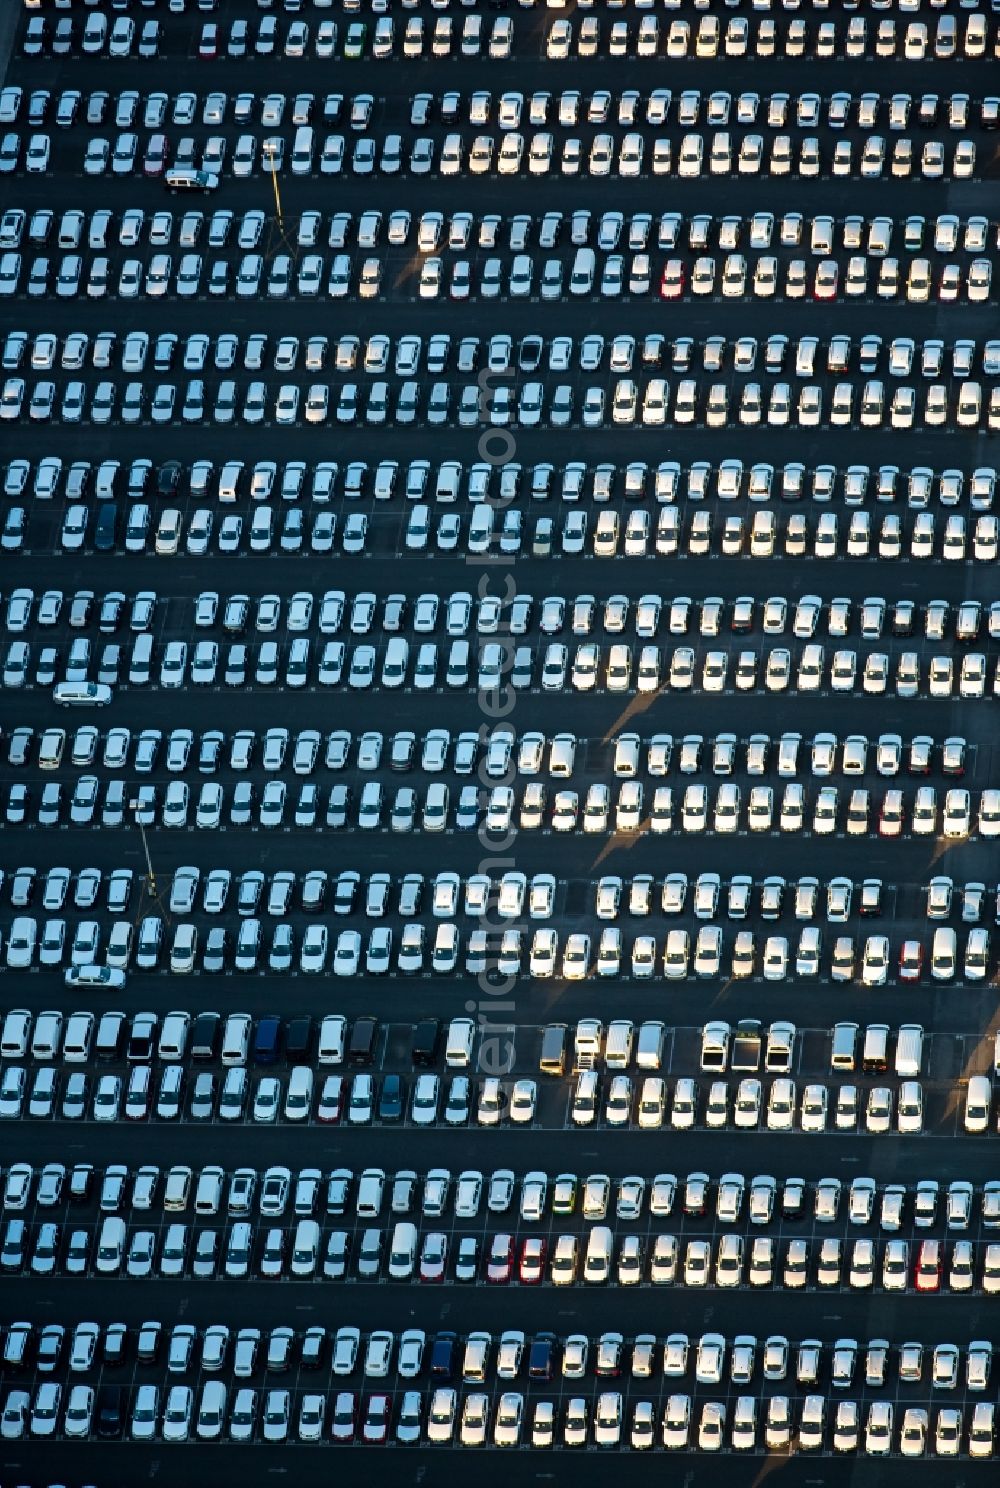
[129,799,157,900]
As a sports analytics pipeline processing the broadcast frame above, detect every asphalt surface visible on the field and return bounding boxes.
[3,4,1000,1486]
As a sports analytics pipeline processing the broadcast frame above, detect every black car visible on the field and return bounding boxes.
[379,1074,403,1122]
[96,1385,125,1439]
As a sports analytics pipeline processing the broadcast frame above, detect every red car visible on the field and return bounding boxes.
[813,260,839,300]
[899,941,923,981]
[486,1233,514,1283]
[362,1394,390,1445]
[197,22,219,59]
[317,1075,343,1123]
[915,1240,941,1292]
[659,259,685,299]
[143,133,170,178]
[518,1237,546,1284]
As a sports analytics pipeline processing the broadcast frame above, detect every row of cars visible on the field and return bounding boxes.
[9,630,1000,700]
[3,198,995,260]
[0,894,953,996]
[6,240,996,305]
[38,504,1000,568]
[5,589,997,651]
[7,1161,998,1234]
[0,1040,944,1128]
[11,763,999,843]
[7,325,999,387]
[8,451,995,512]
[13,1207,1000,1292]
[7,83,997,140]
[8,1375,1000,1453]
[22,12,512,65]
[3,897,990,985]
[12,370,1000,440]
[546,10,997,63]
[3,1319,998,1394]
[17,125,987,183]
[5,720,975,789]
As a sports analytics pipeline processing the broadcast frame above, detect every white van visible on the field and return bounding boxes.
[422,782,449,832]
[549,734,576,777]
[356,1168,386,1218]
[284,1067,314,1121]
[894,1024,924,1078]
[605,1020,634,1069]
[318,1015,346,1065]
[221,1013,251,1065]
[95,1217,126,1274]
[129,633,154,685]
[701,1021,731,1072]
[290,1220,321,1276]
[63,1012,95,1063]
[381,636,409,688]
[194,1169,224,1216]
[291,126,314,176]
[6,919,37,971]
[158,1012,191,1062]
[445,1017,475,1068]
[0,1010,31,1059]
[30,1011,62,1060]
[636,1021,665,1070]
[136,916,163,970]
[570,247,596,295]
[388,1222,417,1279]
[169,923,198,974]
[463,1333,491,1384]
[965,1075,992,1132]
[105,921,133,969]
[830,1022,858,1072]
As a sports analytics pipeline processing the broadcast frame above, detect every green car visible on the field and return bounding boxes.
[344,22,366,58]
